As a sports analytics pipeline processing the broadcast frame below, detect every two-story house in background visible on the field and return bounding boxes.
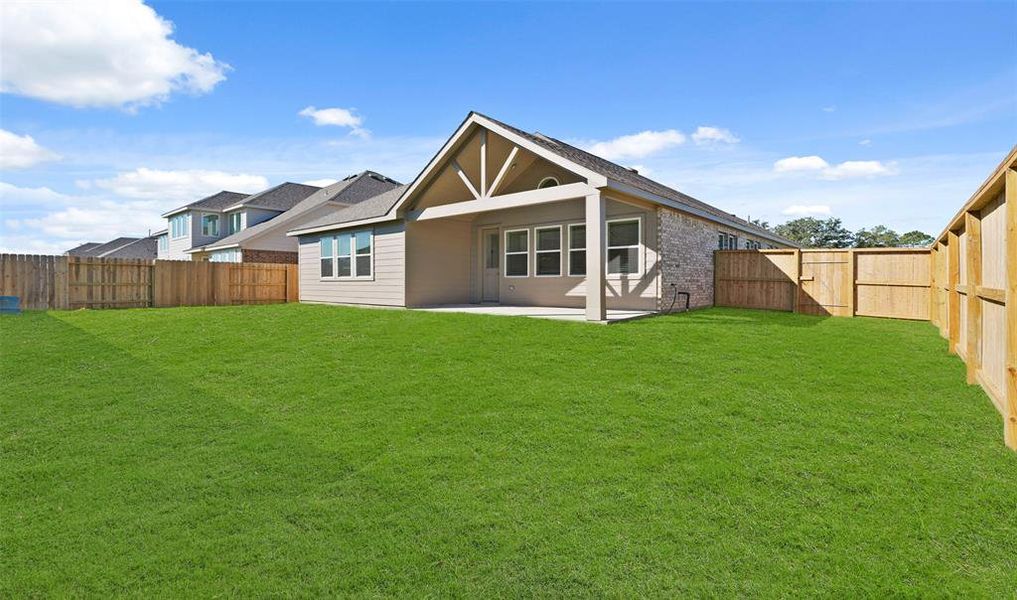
[156,172,401,263]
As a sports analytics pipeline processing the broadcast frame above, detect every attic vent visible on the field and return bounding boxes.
[627,167,639,174]
[370,174,397,184]
[342,174,357,181]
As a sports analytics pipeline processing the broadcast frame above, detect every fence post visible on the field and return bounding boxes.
[1004,168,1016,450]
[964,211,982,385]
[844,249,856,317]
[947,230,961,355]
[792,249,801,313]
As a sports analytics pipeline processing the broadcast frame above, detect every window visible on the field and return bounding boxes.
[320,237,333,278]
[320,230,373,279]
[537,176,560,189]
[568,224,586,276]
[718,232,738,249]
[209,248,240,263]
[202,214,219,237]
[170,214,190,238]
[534,226,562,276]
[354,231,372,277]
[158,235,168,253]
[228,212,242,234]
[745,239,761,250]
[504,229,529,277]
[607,219,640,275]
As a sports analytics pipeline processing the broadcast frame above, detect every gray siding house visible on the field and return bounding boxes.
[288,112,793,322]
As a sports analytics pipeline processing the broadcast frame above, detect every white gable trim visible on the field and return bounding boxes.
[389,112,608,217]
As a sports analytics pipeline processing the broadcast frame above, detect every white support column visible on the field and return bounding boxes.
[585,191,607,321]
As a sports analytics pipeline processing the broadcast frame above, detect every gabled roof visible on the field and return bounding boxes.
[475,112,782,242]
[65,242,101,256]
[100,236,158,259]
[287,112,795,246]
[195,172,401,252]
[162,191,249,217]
[225,182,321,212]
[70,237,141,257]
[288,185,407,236]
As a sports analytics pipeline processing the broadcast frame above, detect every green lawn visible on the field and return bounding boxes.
[1,305,1015,597]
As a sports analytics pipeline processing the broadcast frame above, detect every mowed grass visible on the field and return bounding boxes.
[1,305,1015,597]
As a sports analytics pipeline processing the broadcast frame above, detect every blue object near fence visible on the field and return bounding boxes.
[0,296,21,314]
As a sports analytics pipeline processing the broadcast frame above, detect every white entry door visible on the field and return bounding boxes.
[481,228,500,302]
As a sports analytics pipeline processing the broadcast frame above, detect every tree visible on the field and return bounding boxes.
[748,218,771,231]
[853,225,900,248]
[898,230,935,248]
[774,217,853,248]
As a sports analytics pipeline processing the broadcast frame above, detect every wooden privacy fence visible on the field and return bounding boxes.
[0,255,299,310]
[928,148,1015,450]
[716,146,1016,450]
[715,248,931,320]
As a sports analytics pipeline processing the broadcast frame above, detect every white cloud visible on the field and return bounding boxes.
[773,155,830,173]
[822,160,896,180]
[0,130,61,169]
[823,106,837,113]
[587,129,686,160]
[691,126,739,145]
[92,168,268,201]
[782,204,832,216]
[0,181,164,251]
[0,0,228,110]
[859,139,872,146]
[773,155,896,180]
[301,178,339,187]
[298,106,370,138]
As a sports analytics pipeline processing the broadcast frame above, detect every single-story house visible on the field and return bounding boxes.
[186,171,400,263]
[287,112,795,321]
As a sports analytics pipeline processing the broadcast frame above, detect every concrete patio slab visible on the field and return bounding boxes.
[414,304,656,323]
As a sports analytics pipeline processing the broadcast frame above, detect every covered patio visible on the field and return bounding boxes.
[414,304,656,323]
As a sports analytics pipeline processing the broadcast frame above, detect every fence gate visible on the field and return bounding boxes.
[798,251,852,316]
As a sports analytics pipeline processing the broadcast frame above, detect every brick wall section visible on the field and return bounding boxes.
[656,207,775,310]
[657,207,717,309]
[242,249,298,264]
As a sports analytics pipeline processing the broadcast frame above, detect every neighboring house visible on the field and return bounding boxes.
[186,172,400,264]
[157,190,251,261]
[157,183,324,262]
[65,235,159,259]
[287,112,794,321]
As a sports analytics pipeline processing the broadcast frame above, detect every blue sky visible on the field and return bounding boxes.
[1,1,1014,253]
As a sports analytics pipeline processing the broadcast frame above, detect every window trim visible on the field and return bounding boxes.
[567,223,586,277]
[227,212,242,235]
[201,214,219,237]
[533,225,562,277]
[537,176,560,189]
[606,217,643,277]
[318,229,375,281]
[170,213,190,239]
[504,228,529,278]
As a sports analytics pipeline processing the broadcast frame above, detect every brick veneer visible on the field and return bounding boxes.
[242,249,297,264]
[657,207,776,310]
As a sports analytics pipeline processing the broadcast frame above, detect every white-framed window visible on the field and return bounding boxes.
[320,237,333,278]
[534,225,562,277]
[202,214,219,237]
[504,229,529,277]
[718,232,738,250]
[209,248,241,263]
[537,176,560,189]
[607,218,641,275]
[158,235,168,252]
[320,230,373,279]
[228,212,242,234]
[170,213,190,239]
[568,223,586,277]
